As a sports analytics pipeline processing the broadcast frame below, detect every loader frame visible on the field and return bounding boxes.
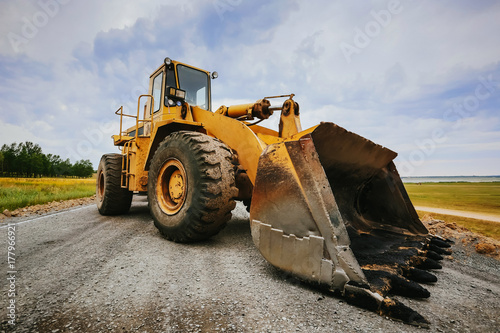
[100,57,452,327]
[112,59,304,195]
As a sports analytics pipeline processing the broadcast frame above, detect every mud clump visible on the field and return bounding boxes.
[445,222,457,230]
[475,243,496,254]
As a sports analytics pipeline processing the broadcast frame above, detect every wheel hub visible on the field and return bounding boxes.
[157,159,187,215]
[169,170,184,203]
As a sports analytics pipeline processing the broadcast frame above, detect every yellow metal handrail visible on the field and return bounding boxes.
[114,94,155,142]
[121,140,133,188]
[115,95,155,189]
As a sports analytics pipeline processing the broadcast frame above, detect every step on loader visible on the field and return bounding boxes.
[97,58,452,327]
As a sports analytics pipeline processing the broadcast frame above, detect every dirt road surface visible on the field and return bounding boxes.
[414,206,500,223]
[1,196,499,332]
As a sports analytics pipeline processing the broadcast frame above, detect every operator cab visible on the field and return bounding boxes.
[156,57,215,112]
[116,58,218,142]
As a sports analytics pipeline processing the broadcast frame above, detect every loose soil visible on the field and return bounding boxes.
[0,196,96,220]
[2,196,498,261]
[0,198,499,332]
[421,213,500,261]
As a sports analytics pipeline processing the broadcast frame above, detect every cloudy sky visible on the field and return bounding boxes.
[1,0,499,176]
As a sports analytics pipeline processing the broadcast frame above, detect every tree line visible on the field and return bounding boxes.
[0,142,95,178]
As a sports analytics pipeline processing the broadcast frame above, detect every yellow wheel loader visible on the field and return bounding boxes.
[97,58,452,327]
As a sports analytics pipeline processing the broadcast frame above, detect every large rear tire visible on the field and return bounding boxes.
[148,131,237,242]
[96,154,133,215]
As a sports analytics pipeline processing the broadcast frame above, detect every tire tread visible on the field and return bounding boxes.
[97,154,133,215]
[149,132,237,242]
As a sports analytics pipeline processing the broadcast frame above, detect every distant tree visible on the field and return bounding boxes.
[47,154,63,177]
[0,141,95,178]
[20,142,44,177]
[59,158,73,177]
[17,143,28,176]
[72,159,94,178]
[1,143,18,176]
[0,151,4,175]
[41,153,51,176]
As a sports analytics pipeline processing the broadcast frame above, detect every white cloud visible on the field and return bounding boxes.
[0,123,39,146]
[0,0,499,176]
[0,0,191,61]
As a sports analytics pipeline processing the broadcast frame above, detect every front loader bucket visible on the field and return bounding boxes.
[250,122,451,327]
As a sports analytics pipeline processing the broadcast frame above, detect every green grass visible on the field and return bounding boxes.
[405,182,500,216]
[0,178,96,212]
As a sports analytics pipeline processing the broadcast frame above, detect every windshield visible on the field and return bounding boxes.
[177,65,210,110]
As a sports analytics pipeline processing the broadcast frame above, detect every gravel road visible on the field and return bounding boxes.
[1,196,499,333]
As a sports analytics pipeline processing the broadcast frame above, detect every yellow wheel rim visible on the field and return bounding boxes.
[157,159,187,215]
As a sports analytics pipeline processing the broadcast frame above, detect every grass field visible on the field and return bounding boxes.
[404,182,500,215]
[405,182,500,240]
[1,177,498,240]
[0,177,96,212]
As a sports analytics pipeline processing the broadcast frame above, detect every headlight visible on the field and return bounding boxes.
[166,87,186,101]
[176,89,186,99]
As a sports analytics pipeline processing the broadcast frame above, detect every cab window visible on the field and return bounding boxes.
[151,72,163,113]
[177,65,209,110]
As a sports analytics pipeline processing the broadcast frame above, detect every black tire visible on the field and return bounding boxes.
[148,131,237,242]
[96,154,133,215]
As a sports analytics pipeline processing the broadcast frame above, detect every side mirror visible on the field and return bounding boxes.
[211,71,218,79]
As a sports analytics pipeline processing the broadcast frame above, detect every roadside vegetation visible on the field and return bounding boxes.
[405,182,500,216]
[2,177,499,241]
[0,178,95,212]
[1,141,94,178]
[406,182,500,240]
[416,210,500,241]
